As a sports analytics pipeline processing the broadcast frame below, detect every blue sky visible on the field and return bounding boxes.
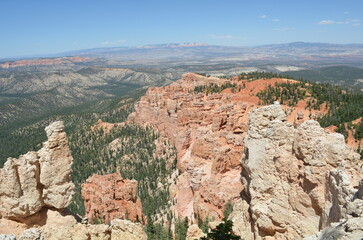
[0,0,362,58]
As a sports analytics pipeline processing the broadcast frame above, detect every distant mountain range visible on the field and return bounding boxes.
[2,42,363,69]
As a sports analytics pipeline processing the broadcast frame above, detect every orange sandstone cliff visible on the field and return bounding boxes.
[128,73,317,222]
[82,173,144,224]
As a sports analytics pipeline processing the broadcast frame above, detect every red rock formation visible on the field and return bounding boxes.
[0,56,93,68]
[130,73,295,222]
[82,173,143,224]
[129,72,350,225]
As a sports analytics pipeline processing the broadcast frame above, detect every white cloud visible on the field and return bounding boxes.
[260,14,267,19]
[272,27,294,31]
[318,20,335,25]
[209,34,236,40]
[272,18,280,22]
[318,19,361,26]
[100,40,126,45]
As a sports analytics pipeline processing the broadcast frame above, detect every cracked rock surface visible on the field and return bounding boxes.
[0,121,74,220]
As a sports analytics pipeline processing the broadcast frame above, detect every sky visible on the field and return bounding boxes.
[0,0,362,58]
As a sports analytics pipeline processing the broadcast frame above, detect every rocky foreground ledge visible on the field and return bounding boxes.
[0,121,147,240]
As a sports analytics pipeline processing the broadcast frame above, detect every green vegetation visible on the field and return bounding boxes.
[201,220,240,240]
[239,71,295,81]
[0,94,181,239]
[198,215,213,234]
[194,82,237,94]
[256,82,307,107]
[223,201,234,220]
[284,66,363,92]
[354,120,363,140]
[256,80,363,129]
[335,123,348,141]
[65,103,177,221]
[255,74,363,158]
[146,217,173,240]
[174,217,189,240]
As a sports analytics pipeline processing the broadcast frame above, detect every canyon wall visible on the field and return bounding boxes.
[129,73,249,221]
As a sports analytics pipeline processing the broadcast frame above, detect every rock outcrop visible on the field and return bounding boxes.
[305,180,363,240]
[82,173,143,224]
[186,224,206,240]
[129,73,250,221]
[233,102,361,239]
[129,73,327,223]
[0,209,147,240]
[0,121,74,220]
[39,216,147,240]
[0,122,148,239]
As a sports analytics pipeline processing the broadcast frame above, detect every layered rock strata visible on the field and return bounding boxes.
[129,73,248,221]
[233,102,361,239]
[82,173,143,224]
[0,121,74,220]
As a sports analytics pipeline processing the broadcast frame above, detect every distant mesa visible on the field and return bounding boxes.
[136,42,209,49]
[0,56,93,68]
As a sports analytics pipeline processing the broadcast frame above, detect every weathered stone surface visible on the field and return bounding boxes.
[305,178,363,240]
[1,211,147,240]
[0,235,16,240]
[237,102,361,239]
[0,121,74,220]
[82,173,143,224]
[186,224,206,240]
[110,219,147,240]
[18,228,43,240]
[228,199,253,240]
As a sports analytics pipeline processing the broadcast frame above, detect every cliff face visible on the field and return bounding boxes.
[130,72,361,238]
[129,73,326,222]
[231,102,361,239]
[82,173,143,224]
[130,73,249,221]
[0,121,74,220]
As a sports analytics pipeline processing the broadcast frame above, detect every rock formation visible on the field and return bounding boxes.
[305,180,363,240]
[0,210,147,240]
[186,224,206,240]
[0,121,74,220]
[129,73,250,221]
[0,121,148,239]
[129,73,316,222]
[232,102,361,239]
[82,173,143,224]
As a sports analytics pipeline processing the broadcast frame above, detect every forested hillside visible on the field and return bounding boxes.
[284,66,363,91]
[255,77,363,157]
